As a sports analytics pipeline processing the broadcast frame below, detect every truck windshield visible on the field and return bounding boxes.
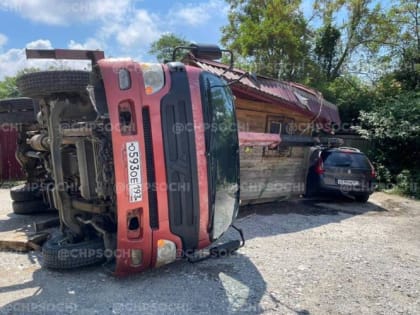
[200,72,239,240]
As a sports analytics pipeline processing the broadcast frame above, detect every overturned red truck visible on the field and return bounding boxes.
[0,45,258,275]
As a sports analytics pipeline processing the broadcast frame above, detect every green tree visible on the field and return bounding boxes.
[148,33,190,63]
[313,0,396,79]
[354,63,420,196]
[323,75,374,123]
[314,23,341,81]
[0,68,41,99]
[221,0,311,81]
[388,0,420,90]
[0,76,19,99]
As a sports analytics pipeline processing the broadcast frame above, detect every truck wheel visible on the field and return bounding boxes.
[10,184,40,202]
[355,194,370,203]
[12,199,46,215]
[17,71,90,98]
[0,97,37,124]
[42,235,106,269]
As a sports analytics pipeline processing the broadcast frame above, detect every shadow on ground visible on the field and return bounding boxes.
[0,252,270,314]
[1,191,388,314]
[236,196,387,240]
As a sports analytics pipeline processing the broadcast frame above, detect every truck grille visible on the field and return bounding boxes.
[142,107,159,229]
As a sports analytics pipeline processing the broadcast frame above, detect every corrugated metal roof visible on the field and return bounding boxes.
[191,58,341,127]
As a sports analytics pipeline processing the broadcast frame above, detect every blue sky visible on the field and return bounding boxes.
[0,0,318,80]
[0,0,239,79]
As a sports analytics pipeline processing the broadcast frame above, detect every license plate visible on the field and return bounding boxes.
[337,179,359,186]
[126,141,142,202]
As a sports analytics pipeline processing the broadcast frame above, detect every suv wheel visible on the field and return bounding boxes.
[355,194,370,203]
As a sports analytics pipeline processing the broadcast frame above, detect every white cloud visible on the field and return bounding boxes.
[114,10,161,49]
[26,39,53,50]
[0,39,91,80]
[68,38,104,50]
[0,0,134,25]
[171,0,228,26]
[0,33,8,47]
[0,1,227,79]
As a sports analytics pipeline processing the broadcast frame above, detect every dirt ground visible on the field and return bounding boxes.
[0,189,419,315]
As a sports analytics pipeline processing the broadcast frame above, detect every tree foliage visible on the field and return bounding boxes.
[221,0,311,80]
[388,0,420,90]
[355,88,420,197]
[0,68,40,99]
[313,0,396,80]
[314,23,341,81]
[0,76,19,99]
[148,33,190,62]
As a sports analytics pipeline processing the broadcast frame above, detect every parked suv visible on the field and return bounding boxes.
[306,147,376,202]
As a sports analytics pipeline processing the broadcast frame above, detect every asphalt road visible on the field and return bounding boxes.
[0,189,419,315]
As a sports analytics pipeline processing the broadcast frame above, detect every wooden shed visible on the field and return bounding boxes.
[189,58,341,204]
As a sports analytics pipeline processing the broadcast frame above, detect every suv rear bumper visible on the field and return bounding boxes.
[319,180,376,195]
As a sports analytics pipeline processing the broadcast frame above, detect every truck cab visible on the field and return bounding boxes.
[12,45,240,275]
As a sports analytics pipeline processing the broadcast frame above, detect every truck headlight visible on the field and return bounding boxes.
[140,63,164,95]
[156,239,176,267]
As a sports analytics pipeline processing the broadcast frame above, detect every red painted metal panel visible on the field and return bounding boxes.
[0,128,24,181]
[239,132,281,148]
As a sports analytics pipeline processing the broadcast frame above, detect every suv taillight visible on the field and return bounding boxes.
[315,158,325,175]
[370,165,376,178]
[368,160,376,178]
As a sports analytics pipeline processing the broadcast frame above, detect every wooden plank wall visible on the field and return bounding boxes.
[236,99,312,203]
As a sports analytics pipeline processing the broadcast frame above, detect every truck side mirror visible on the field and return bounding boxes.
[172,44,234,69]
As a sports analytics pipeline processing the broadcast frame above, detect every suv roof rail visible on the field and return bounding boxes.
[338,147,361,152]
[318,137,344,148]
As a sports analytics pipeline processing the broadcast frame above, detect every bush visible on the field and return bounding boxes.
[391,169,419,198]
[355,90,420,198]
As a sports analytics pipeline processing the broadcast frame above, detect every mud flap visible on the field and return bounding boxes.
[186,225,245,263]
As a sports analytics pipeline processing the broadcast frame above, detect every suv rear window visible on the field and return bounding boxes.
[321,151,371,168]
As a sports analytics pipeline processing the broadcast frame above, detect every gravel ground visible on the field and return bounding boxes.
[0,189,419,315]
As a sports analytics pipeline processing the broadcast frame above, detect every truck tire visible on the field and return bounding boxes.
[42,235,106,269]
[10,184,40,202]
[12,199,46,215]
[17,70,90,98]
[0,97,37,124]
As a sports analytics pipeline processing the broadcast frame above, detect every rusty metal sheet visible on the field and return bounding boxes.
[193,59,341,128]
